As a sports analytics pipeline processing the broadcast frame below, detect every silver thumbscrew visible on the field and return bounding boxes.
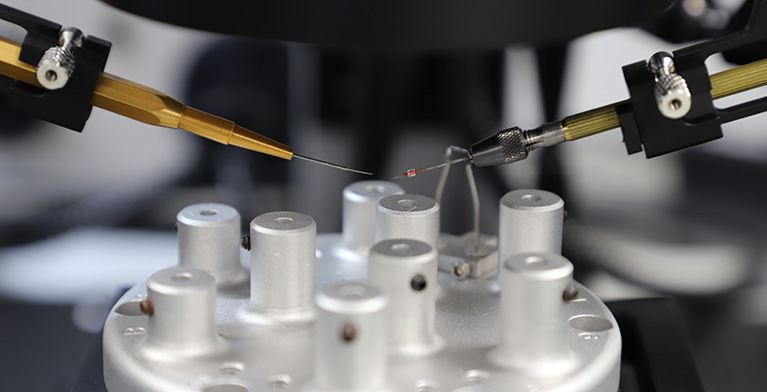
[36,27,84,90]
[648,51,692,119]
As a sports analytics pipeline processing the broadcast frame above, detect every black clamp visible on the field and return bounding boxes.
[618,0,767,158]
[0,3,111,132]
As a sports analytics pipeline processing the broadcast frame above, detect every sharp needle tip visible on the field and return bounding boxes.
[292,153,373,176]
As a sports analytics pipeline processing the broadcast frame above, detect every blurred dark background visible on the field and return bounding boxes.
[1,0,766,390]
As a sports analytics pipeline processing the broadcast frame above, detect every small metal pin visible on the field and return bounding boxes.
[392,156,470,180]
[139,298,154,316]
[435,146,470,203]
[292,153,372,176]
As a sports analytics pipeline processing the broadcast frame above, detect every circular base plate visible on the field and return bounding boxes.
[104,235,620,392]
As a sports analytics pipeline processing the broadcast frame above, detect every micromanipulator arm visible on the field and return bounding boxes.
[0,3,371,175]
[393,0,767,180]
[468,0,767,169]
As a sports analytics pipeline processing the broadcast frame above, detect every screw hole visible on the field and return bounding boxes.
[670,99,682,110]
[521,194,542,202]
[274,217,294,224]
[171,272,193,281]
[397,198,418,209]
[266,374,291,390]
[45,70,57,82]
[410,274,427,291]
[219,362,244,375]
[415,379,438,392]
[524,256,545,265]
[115,301,147,316]
[464,369,490,383]
[391,243,412,252]
[365,185,385,193]
[569,315,614,332]
[339,285,366,298]
[200,210,217,216]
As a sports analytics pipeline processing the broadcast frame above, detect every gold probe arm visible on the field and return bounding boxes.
[561,57,767,141]
[400,55,767,174]
[0,35,371,175]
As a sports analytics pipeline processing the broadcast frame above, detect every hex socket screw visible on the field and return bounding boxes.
[36,27,84,90]
[648,51,692,119]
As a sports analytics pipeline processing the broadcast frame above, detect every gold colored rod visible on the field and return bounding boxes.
[561,57,767,141]
[4,34,766,158]
[710,57,767,100]
[561,101,625,141]
[0,36,294,159]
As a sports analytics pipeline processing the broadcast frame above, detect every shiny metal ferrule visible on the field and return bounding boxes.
[523,121,565,150]
[469,121,564,167]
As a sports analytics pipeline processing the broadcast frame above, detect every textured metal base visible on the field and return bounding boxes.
[104,236,620,392]
[104,184,620,391]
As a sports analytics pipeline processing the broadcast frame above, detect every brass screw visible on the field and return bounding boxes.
[140,298,154,316]
[563,285,579,302]
[340,322,357,342]
[452,262,469,279]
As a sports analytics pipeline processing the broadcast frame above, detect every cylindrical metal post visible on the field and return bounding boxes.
[315,283,388,391]
[499,189,564,265]
[376,194,440,249]
[369,239,442,356]
[489,252,574,369]
[250,211,316,320]
[146,267,218,350]
[343,181,404,253]
[177,203,246,285]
